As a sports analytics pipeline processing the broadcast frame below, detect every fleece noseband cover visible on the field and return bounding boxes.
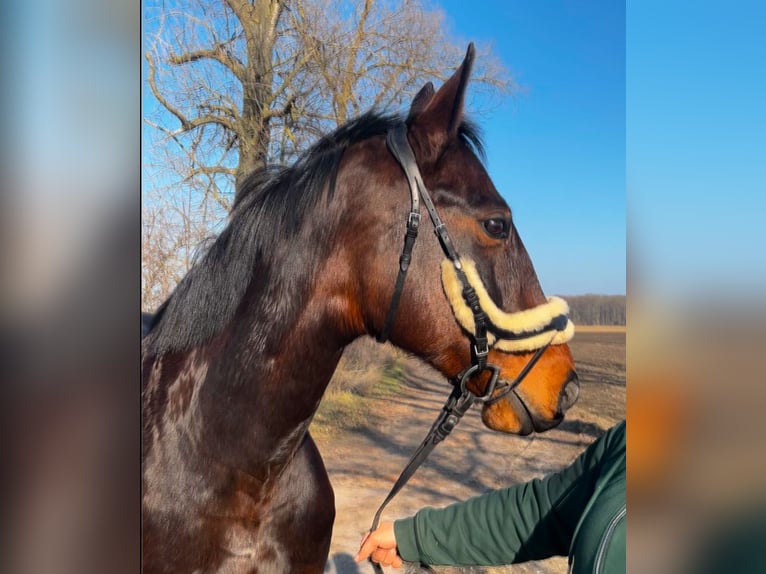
[441,258,575,353]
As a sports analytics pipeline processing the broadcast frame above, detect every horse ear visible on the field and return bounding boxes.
[408,43,475,155]
[407,82,435,121]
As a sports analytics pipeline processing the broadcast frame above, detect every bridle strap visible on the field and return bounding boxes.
[386,124,459,263]
[368,383,474,574]
[377,211,419,343]
[378,124,490,367]
[487,313,569,342]
[484,337,553,406]
[377,127,421,343]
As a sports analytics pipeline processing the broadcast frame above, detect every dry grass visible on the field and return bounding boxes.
[311,337,407,437]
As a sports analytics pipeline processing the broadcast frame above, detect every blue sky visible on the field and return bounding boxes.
[436,0,626,296]
[627,1,766,298]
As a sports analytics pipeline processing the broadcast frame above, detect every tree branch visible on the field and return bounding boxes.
[186,165,237,178]
[264,48,315,113]
[168,44,245,81]
[338,0,372,122]
[146,52,243,140]
[146,51,192,130]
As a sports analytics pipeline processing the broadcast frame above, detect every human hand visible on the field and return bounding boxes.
[354,522,403,568]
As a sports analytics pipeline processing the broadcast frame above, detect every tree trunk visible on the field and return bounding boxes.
[231,0,284,197]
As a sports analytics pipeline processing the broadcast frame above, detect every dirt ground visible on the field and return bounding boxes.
[316,330,626,574]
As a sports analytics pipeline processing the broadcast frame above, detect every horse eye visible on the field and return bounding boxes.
[483,218,508,238]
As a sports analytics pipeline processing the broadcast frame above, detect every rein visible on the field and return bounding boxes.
[369,124,568,572]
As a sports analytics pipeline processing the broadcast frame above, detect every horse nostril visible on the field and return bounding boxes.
[558,372,580,413]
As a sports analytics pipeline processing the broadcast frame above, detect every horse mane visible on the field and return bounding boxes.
[145,111,485,355]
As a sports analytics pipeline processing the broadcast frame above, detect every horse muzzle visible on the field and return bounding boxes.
[482,367,579,435]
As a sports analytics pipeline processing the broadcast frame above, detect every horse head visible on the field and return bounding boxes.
[330,45,578,435]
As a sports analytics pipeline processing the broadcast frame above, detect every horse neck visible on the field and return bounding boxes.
[145,230,354,485]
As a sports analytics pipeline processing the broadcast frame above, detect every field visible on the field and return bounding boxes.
[314,328,626,573]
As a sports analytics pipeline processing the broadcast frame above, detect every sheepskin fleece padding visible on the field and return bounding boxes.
[441,258,575,353]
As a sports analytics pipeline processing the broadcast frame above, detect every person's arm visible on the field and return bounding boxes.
[358,421,625,567]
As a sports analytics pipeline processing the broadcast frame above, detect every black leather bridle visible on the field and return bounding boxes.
[377,123,489,367]
[368,123,567,572]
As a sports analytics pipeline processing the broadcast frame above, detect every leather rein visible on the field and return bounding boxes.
[368,123,565,572]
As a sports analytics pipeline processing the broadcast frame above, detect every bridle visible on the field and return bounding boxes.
[377,123,491,367]
[377,122,569,405]
[368,123,570,572]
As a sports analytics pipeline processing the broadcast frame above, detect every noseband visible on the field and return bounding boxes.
[368,124,572,572]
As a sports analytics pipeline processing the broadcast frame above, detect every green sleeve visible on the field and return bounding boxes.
[394,421,625,566]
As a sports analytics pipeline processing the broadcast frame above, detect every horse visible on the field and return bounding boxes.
[142,44,579,574]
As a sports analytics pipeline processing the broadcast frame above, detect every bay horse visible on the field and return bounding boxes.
[142,45,579,573]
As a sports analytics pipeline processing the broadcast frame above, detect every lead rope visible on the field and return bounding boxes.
[368,382,475,574]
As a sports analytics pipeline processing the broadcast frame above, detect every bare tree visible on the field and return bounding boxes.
[144,0,510,203]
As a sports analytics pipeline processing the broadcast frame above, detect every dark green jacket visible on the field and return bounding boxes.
[394,421,625,574]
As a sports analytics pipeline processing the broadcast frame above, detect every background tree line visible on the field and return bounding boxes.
[564,294,626,326]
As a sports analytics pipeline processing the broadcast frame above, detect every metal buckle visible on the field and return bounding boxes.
[473,341,489,359]
[457,363,501,403]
